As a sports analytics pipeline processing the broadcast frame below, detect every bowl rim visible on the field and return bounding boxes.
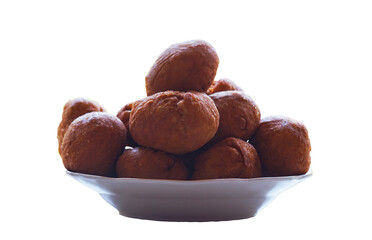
[66,169,313,183]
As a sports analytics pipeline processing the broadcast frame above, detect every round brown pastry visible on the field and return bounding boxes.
[250,116,311,176]
[57,97,105,154]
[145,40,219,96]
[61,112,127,177]
[130,91,219,155]
[207,78,243,95]
[117,102,137,147]
[208,91,260,145]
[116,147,188,180]
[192,137,261,180]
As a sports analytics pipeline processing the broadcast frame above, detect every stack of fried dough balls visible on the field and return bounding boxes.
[58,39,311,179]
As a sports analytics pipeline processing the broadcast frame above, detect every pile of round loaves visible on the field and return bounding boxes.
[58,40,311,180]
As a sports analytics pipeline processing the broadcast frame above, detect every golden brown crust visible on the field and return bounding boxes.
[208,91,260,145]
[207,78,243,95]
[250,116,311,176]
[116,147,188,180]
[192,137,261,180]
[61,112,127,177]
[129,91,219,154]
[145,40,219,96]
[57,97,105,154]
[117,102,137,147]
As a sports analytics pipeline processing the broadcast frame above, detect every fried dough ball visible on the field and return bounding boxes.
[61,112,127,177]
[57,97,105,154]
[130,91,219,154]
[145,40,219,96]
[116,147,188,180]
[208,91,260,145]
[117,102,137,147]
[250,116,311,176]
[207,78,243,95]
[192,137,261,180]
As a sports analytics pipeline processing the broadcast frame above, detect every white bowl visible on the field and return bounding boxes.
[66,170,312,221]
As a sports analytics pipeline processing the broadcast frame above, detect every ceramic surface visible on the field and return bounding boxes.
[67,170,312,221]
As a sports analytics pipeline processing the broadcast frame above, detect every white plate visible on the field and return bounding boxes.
[66,170,312,221]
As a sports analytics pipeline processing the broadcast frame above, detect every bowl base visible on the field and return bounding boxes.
[119,211,257,222]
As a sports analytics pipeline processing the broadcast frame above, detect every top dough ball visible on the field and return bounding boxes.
[145,40,219,96]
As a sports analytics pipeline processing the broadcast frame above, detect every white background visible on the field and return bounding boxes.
[0,0,371,239]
